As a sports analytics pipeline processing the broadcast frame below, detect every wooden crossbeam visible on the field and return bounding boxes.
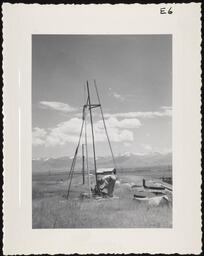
[84,104,101,109]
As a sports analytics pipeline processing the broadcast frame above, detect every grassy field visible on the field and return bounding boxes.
[32,168,172,229]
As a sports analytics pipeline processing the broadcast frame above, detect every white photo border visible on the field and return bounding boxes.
[3,3,202,254]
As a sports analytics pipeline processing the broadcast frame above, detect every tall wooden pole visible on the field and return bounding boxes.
[84,106,92,197]
[82,144,85,184]
[66,119,85,199]
[86,81,98,188]
[94,80,117,171]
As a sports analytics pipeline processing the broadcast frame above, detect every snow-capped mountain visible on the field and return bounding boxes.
[32,152,172,173]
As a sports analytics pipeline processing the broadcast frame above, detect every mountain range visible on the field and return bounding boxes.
[32,152,172,173]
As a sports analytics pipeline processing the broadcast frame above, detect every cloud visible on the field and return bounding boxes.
[33,117,141,147]
[97,117,141,129]
[90,117,141,143]
[32,127,47,146]
[110,91,139,102]
[141,144,172,155]
[153,147,172,155]
[123,142,132,147]
[94,127,134,143]
[142,144,152,151]
[104,106,172,119]
[46,118,82,146]
[112,92,125,101]
[39,101,77,113]
[160,106,172,116]
[108,89,126,101]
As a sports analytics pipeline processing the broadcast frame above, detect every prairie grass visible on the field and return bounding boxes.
[32,196,172,228]
[32,172,172,229]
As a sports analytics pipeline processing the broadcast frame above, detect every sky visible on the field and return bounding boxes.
[32,35,172,159]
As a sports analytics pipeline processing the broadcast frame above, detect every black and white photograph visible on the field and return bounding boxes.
[3,3,202,254]
[32,35,172,229]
